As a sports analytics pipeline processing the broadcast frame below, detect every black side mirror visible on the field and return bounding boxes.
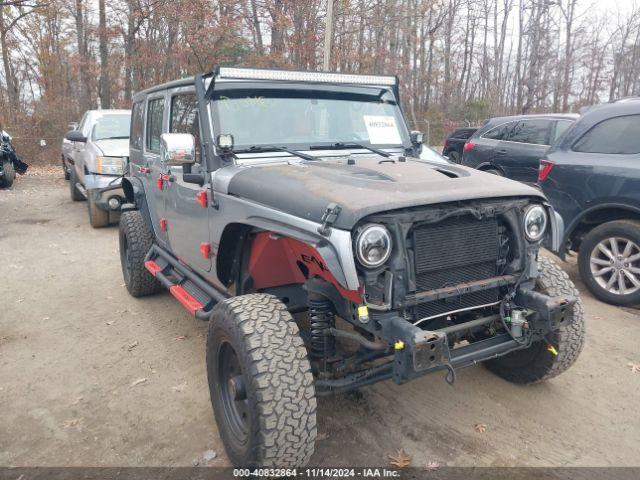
[410,130,424,146]
[65,130,87,143]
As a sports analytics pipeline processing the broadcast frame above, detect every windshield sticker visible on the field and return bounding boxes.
[363,115,402,145]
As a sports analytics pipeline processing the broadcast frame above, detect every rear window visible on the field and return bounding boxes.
[573,114,640,154]
[552,120,573,144]
[131,102,144,150]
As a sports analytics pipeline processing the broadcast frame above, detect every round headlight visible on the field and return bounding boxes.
[356,224,392,268]
[523,205,548,241]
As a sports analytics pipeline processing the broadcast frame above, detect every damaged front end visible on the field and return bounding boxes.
[0,132,28,181]
[309,198,576,395]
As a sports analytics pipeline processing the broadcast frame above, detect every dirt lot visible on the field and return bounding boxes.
[1,171,639,468]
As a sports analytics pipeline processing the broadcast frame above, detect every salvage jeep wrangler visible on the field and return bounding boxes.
[119,68,585,467]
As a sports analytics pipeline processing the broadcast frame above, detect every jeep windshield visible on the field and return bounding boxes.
[211,88,411,154]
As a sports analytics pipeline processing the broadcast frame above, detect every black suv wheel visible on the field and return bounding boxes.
[485,257,585,384]
[119,210,162,297]
[578,220,640,306]
[207,294,317,467]
[0,160,15,188]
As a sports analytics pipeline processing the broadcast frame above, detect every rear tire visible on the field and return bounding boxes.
[485,257,585,384]
[484,168,504,176]
[69,167,85,201]
[119,210,162,297]
[62,157,70,180]
[448,150,460,163]
[88,198,110,228]
[0,160,15,188]
[578,220,640,307]
[207,294,317,467]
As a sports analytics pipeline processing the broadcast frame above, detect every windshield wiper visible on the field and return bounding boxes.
[238,145,316,161]
[310,142,391,158]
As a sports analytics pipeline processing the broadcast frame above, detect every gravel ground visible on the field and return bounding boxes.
[1,171,639,468]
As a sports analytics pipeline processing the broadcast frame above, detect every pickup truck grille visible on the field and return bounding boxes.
[413,215,501,320]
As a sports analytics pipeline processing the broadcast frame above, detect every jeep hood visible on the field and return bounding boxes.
[227,156,545,230]
[94,138,129,157]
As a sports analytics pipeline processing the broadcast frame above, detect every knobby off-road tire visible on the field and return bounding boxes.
[485,257,585,384]
[578,220,640,307]
[69,167,85,201]
[0,160,15,188]
[88,198,110,228]
[207,294,317,467]
[119,210,162,297]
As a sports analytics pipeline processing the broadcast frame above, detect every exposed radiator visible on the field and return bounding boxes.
[413,215,501,320]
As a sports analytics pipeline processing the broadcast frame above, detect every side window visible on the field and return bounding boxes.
[146,98,164,153]
[483,122,513,141]
[552,120,573,144]
[170,93,201,162]
[506,119,551,145]
[130,101,144,150]
[573,115,640,154]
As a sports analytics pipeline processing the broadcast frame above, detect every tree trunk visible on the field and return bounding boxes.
[98,0,110,109]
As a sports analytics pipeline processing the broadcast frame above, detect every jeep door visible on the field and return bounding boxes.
[495,118,553,183]
[163,90,212,273]
[142,93,170,246]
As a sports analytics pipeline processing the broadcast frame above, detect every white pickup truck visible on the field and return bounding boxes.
[63,109,131,227]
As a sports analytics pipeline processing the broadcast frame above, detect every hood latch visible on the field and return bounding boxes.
[318,202,342,236]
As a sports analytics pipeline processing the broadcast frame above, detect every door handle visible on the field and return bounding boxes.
[496,149,507,155]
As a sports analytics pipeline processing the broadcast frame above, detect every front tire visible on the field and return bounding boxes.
[119,210,162,297]
[485,257,585,384]
[578,220,640,306]
[0,160,15,188]
[207,294,317,467]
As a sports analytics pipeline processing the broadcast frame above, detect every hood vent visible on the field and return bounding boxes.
[435,168,460,179]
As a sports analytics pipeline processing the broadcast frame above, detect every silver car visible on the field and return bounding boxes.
[64,109,131,227]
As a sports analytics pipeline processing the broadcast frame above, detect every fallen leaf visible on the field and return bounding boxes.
[174,336,186,340]
[42,316,50,321]
[628,363,640,373]
[388,448,412,468]
[474,423,487,433]
[71,396,83,405]
[127,341,139,351]
[424,461,441,471]
[172,382,187,393]
[202,450,217,462]
[106,321,114,326]
[130,378,147,387]
[63,418,80,428]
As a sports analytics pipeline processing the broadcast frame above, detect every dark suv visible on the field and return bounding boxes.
[540,100,640,306]
[442,127,478,163]
[118,67,584,467]
[462,114,578,183]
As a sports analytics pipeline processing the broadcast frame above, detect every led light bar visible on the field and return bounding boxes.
[217,67,397,86]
